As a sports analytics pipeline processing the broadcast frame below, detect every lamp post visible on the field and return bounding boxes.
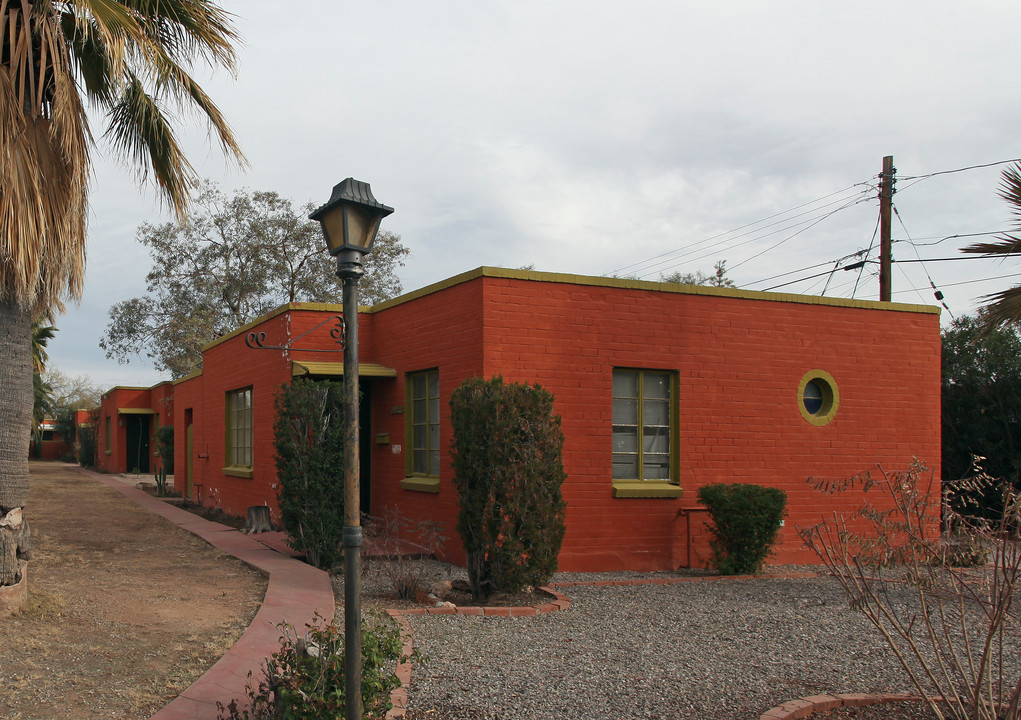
[310,178,393,720]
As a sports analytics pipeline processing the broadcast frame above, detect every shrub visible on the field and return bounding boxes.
[273,379,346,569]
[156,425,174,474]
[371,507,447,600]
[449,376,567,602]
[217,612,410,720]
[697,483,786,574]
[799,459,1021,720]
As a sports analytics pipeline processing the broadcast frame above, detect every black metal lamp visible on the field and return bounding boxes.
[310,178,394,274]
[310,177,392,720]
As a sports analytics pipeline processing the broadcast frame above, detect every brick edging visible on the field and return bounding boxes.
[759,693,934,719]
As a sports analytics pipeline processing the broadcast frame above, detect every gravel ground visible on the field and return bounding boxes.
[395,572,941,720]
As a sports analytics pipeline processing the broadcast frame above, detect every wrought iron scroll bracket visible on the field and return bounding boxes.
[244,314,346,352]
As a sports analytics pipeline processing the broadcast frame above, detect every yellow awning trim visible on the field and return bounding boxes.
[291,361,397,378]
[118,408,155,415]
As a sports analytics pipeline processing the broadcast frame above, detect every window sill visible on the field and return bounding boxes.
[612,480,682,498]
[223,466,254,479]
[401,476,440,493]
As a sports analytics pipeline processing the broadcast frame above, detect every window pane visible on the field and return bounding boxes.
[429,424,439,451]
[413,398,427,423]
[643,456,670,480]
[428,372,439,398]
[613,371,638,398]
[644,426,670,454]
[413,449,428,474]
[644,373,671,399]
[413,425,426,449]
[613,398,638,425]
[613,455,638,479]
[804,380,823,414]
[613,427,638,452]
[429,397,439,424]
[429,450,440,476]
[643,398,670,426]
[412,374,426,399]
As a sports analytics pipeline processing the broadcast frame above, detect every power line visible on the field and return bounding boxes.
[899,158,1021,182]
[604,181,873,278]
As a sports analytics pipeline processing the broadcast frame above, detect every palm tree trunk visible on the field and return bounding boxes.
[0,300,33,593]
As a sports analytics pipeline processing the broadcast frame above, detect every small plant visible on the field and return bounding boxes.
[217,612,412,720]
[799,459,1021,720]
[371,507,447,600]
[153,466,170,497]
[449,376,567,602]
[696,483,787,575]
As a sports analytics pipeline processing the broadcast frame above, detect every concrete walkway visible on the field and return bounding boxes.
[85,469,335,720]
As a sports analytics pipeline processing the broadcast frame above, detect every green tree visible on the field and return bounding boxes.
[962,162,1021,329]
[659,259,736,287]
[0,1,243,601]
[449,376,567,602]
[942,314,1021,515]
[101,183,410,378]
[272,379,346,569]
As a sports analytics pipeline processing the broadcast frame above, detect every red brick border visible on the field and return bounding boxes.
[758,693,933,719]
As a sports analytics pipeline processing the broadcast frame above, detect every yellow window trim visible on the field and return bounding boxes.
[223,466,254,479]
[612,480,683,498]
[401,476,441,493]
[798,369,840,426]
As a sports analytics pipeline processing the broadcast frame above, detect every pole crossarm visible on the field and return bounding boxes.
[244,314,346,352]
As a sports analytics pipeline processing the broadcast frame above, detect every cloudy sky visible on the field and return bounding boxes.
[48,0,1021,389]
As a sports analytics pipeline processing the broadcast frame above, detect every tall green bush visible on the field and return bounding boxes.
[272,379,346,569]
[697,483,786,575]
[156,425,175,473]
[449,376,567,602]
[77,417,98,468]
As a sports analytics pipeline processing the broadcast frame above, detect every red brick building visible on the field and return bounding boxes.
[109,268,943,571]
[95,382,174,475]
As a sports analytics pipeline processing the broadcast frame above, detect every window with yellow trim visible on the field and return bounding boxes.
[612,369,677,482]
[226,387,253,469]
[407,370,440,477]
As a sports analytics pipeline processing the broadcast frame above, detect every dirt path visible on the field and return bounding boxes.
[0,462,266,720]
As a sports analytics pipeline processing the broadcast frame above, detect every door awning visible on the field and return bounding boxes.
[291,361,397,378]
[118,408,155,415]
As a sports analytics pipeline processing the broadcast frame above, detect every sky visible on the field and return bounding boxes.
[47,0,1021,390]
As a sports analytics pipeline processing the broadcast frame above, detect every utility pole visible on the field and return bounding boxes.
[879,155,895,302]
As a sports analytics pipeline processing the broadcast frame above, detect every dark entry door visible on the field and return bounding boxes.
[125,415,151,474]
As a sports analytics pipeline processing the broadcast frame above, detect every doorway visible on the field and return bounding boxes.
[124,414,151,474]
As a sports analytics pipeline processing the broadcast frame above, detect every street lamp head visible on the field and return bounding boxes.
[310,178,394,258]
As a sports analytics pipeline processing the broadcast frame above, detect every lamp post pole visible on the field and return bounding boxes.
[338,250,363,720]
[309,178,393,720]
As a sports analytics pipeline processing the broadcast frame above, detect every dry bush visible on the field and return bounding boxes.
[799,459,1021,720]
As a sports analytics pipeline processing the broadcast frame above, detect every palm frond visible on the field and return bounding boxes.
[104,73,195,217]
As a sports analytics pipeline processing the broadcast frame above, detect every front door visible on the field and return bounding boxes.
[124,415,151,474]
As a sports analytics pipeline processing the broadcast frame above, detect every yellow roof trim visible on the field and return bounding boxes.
[292,361,397,378]
[118,408,155,415]
[173,368,203,385]
[370,267,941,316]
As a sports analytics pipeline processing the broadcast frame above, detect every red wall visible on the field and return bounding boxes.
[471,276,941,569]
[95,386,170,475]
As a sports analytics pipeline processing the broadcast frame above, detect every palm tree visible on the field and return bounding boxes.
[962,162,1021,329]
[0,1,244,600]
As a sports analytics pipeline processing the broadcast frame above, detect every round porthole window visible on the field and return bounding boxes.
[798,370,839,426]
